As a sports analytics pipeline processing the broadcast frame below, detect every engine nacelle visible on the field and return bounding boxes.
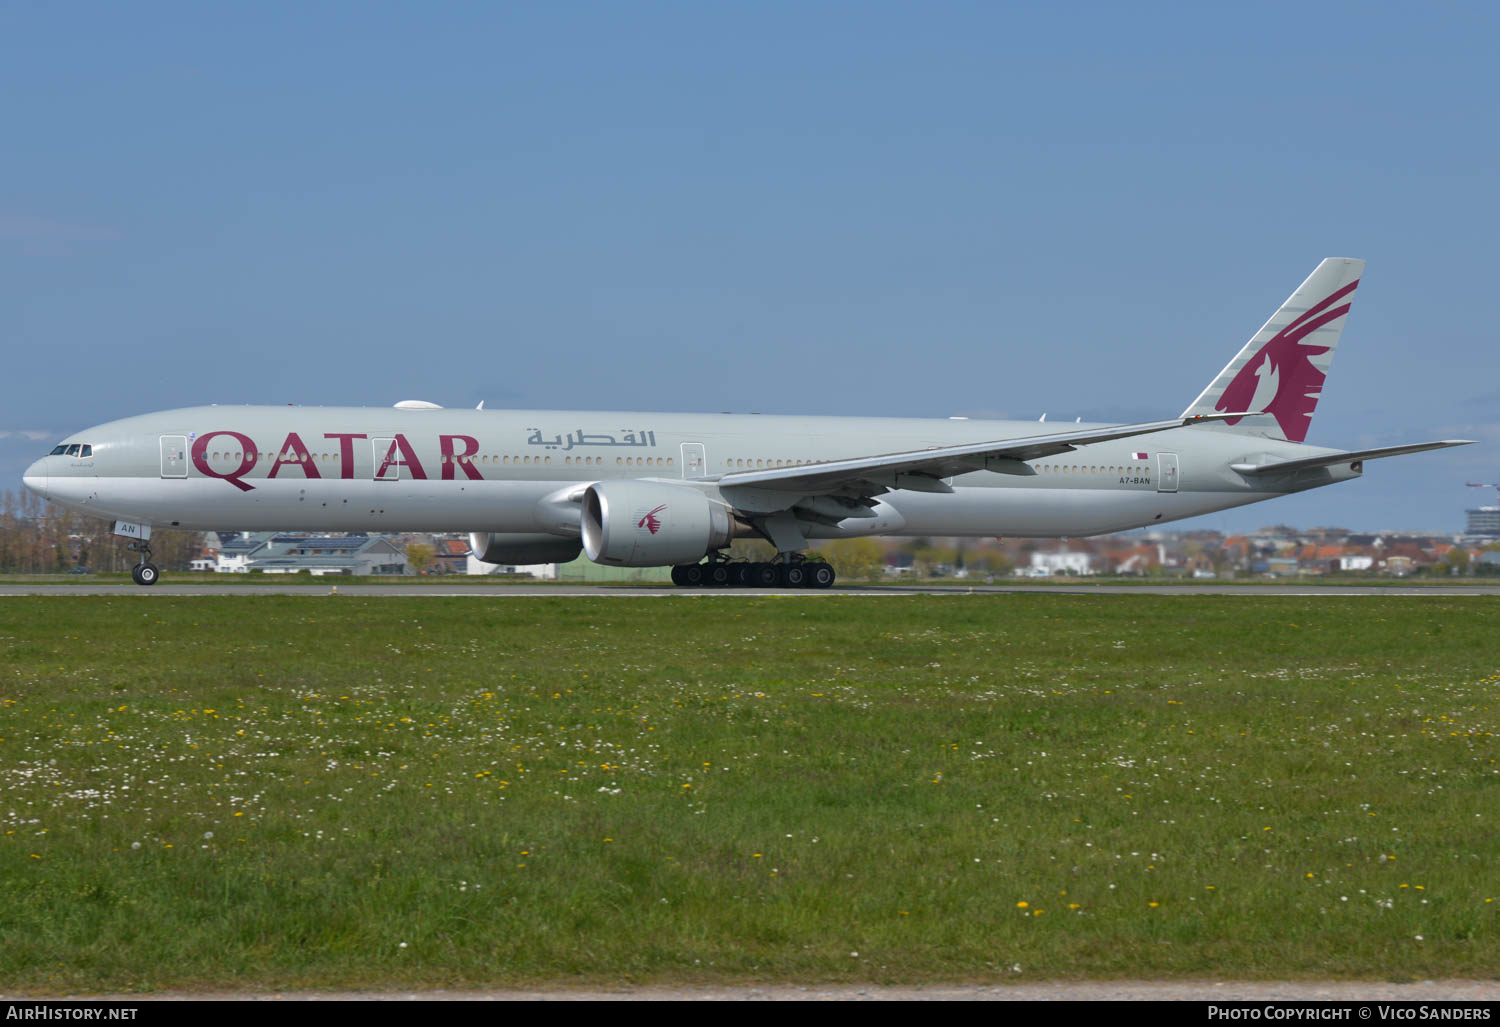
[581,481,735,567]
[468,532,582,566]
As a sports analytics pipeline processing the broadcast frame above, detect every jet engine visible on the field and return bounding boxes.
[468,532,582,566]
[581,481,737,566]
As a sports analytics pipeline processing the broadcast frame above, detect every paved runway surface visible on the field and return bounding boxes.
[3,581,1499,597]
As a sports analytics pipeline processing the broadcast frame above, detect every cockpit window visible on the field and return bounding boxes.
[80,445,92,458]
[66,444,81,456]
[50,445,67,455]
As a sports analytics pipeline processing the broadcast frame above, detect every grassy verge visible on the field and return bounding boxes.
[1,595,1496,990]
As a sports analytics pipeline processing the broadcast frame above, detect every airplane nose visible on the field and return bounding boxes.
[23,460,47,499]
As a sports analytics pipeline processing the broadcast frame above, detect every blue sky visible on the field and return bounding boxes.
[4,2,1496,533]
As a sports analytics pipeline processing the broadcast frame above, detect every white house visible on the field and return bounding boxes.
[1030,551,1094,576]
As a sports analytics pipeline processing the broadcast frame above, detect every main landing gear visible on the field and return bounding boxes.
[128,543,159,587]
[670,557,836,589]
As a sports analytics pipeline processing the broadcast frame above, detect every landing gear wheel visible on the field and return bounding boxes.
[704,563,731,587]
[779,563,807,588]
[751,563,780,588]
[678,564,705,587]
[670,565,687,587]
[135,563,159,586]
[732,564,753,587]
[807,563,836,589]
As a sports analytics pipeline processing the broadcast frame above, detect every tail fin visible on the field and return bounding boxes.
[1181,257,1364,442]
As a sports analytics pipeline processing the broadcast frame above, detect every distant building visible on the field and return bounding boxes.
[1030,551,1093,576]
[1465,507,1500,538]
[554,556,664,581]
[467,552,558,579]
[215,534,307,572]
[213,533,408,575]
[253,536,409,575]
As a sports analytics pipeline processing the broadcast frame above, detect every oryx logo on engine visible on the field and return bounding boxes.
[637,504,667,534]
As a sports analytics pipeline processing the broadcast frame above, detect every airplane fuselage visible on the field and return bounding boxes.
[24,404,1355,540]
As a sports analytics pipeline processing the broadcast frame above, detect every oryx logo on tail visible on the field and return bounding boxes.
[1214,280,1357,443]
[1182,258,1365,443]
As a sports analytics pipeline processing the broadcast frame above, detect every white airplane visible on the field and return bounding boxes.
[23,258,1471,587]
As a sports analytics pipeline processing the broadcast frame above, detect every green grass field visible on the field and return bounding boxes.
[1,595,1496,992]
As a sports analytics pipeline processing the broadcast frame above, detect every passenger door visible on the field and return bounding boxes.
[160,435,187,478]
[1157,452,1179,493]
[373,438,401,481]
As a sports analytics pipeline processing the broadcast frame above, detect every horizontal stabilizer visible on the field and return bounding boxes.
[1230,440,1474,476]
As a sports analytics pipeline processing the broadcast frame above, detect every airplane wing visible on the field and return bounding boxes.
[708,413,1243,498]
[1229,440,1474,476]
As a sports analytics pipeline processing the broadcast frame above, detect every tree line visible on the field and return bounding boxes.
[0,490,203,574]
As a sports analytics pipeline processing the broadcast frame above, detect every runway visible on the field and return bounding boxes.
[2,581,1498,597]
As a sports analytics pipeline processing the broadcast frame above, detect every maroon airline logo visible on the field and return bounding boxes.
[189,431,481,491]
[1214,280,1358,443]
[637,504,667,534]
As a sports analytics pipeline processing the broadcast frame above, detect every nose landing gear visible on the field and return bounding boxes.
[128,543,159,586]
